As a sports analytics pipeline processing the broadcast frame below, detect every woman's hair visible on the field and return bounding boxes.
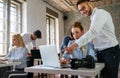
[76,0,90,7]
[13,34,25,47]
[72,21,84,31]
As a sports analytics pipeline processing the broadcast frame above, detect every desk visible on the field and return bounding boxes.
[0,62,21,67]
[25,63,105,78]
[0,62,21,77]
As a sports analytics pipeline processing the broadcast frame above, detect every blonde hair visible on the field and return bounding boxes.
[13,34,25,47]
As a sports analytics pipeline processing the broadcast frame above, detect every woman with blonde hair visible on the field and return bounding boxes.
[16,34,26,47]
[1,34,28,78]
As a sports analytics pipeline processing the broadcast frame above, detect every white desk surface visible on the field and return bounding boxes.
[25,63,105,77]
[0,62,21,67]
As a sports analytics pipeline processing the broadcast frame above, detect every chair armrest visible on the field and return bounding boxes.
[8,72,27,78]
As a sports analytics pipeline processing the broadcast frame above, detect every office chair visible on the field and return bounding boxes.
[7,61,28,78]
[8,72,27,78]
[7,65,28,78]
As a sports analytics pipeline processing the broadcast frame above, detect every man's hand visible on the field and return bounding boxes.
[27,52,32,57]
[65,43,78,54]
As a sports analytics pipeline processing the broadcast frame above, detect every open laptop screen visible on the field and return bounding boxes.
[39,45,61,68]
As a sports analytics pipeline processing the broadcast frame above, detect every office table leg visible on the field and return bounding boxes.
[47,74,55,78]
[71,75,78,78]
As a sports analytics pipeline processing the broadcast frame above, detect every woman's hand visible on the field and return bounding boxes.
[60,58,67,64]
[0,57,8,61]
[0,58,8,64]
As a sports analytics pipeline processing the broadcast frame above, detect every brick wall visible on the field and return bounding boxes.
[64,3,120,45]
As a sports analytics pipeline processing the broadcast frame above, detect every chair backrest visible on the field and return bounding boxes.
[30,49,41,59]
[8,72,27,78]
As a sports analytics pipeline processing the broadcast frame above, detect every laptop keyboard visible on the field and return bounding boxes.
[61,64,71,68]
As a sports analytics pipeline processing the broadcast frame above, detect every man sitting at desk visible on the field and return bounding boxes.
[1,34,28,78]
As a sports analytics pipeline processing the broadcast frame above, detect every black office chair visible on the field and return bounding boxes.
[5,59,28,78]
[8,71,27,78]
[7,64,28,78]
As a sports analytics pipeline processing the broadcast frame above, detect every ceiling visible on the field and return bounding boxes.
[43,0,120,13]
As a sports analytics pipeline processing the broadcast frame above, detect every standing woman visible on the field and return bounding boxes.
[2,34,28,78]
[66,0,120,78]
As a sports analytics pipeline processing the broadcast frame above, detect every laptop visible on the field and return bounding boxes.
[30,49,41,59]
[39,45,71,68]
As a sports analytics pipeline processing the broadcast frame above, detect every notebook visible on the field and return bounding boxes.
[39,45,71,68]
[30,49,41,59]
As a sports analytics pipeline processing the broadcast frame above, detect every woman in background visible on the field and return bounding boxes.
[60,32,74,53]
[60,22,96,64]
[60,22,96,78]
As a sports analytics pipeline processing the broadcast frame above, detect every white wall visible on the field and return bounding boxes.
[22,2,27,33]
[25,0,64,49]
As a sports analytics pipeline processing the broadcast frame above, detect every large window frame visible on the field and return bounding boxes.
[0,0,22,56]
[46,15,56,45]
[46,7,59,53]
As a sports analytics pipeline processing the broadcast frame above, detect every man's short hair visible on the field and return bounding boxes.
[34,30,41,38]
[76,0,90,7]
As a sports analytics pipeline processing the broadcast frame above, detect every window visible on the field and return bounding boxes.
[0,0,22,56]
[10,2,22,45]
[0,0,6,56]
[46,8,60,52]
[46,15,56,45]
